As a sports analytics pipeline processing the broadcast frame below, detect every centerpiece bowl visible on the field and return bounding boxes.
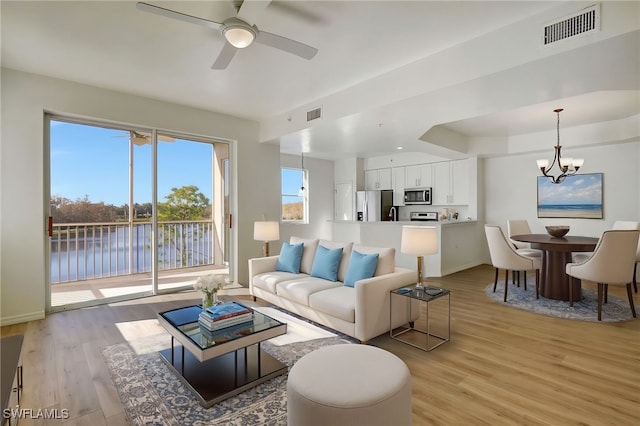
[545,226,570,238]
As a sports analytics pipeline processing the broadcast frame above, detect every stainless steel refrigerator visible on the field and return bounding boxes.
[356,190,394,221]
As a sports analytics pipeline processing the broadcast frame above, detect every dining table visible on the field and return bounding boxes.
[511,234,599,301]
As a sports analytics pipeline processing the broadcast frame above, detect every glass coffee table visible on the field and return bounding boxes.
[157,303,287,407]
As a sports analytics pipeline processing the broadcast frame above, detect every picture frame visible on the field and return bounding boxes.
[537,173,603,219]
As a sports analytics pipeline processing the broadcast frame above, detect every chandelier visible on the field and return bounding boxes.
[536,108,584,184]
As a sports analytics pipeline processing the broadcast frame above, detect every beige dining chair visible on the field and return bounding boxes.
[507,219,534,250]
[565,229,639,321]
[612,221,640,293]
[485,225,540,302]
[572,221,640,293]
[507,219,542,287]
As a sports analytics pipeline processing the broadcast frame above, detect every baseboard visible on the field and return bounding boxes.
[0,310,45,326]
[441,261,483,277]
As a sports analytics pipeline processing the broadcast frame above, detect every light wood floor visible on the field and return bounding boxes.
[2,264,639,425]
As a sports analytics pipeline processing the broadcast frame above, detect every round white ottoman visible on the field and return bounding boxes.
[287,344,412,426]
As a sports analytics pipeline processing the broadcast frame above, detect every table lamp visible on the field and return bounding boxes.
[254,221,279,257]
[401,226,438,289]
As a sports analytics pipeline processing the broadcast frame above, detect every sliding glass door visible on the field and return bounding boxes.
[47,116,230,311]
[156,133,229,293]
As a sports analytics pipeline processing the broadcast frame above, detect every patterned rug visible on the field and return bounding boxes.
[484,282,635,322]
[102,310,355,425]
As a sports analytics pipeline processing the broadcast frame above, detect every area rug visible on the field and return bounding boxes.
[484,283,635,322]
[252,307,336,346]
[102,309,355,425]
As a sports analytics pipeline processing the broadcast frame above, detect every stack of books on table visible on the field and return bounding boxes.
[198,302,253,331]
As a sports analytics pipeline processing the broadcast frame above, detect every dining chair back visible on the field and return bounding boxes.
[612,221,640,292]
[565,229,639,321]
[485,225,540,302]
[507,219,532,250]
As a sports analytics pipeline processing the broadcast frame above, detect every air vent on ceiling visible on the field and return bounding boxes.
[543,4,600,45]
[307,107,322,122]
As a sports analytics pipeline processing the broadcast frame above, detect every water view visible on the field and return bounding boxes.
[51,222,215,283]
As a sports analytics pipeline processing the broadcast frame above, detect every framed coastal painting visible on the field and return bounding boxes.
[537,173,603,219]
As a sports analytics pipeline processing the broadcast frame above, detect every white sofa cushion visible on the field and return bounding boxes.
[319,240,353,282]
[290,237,319,274]
[276,277,342,306]
[352,244,395,276]
[309,287,356,323]
[253,271,308,294]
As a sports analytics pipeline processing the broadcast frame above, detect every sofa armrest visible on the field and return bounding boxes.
[354,267,416,342]
[248,256,279,294]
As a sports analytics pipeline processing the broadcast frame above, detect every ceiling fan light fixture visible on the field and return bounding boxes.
[223,23,256,48]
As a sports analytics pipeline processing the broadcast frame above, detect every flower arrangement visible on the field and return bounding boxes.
[194,274,226,308]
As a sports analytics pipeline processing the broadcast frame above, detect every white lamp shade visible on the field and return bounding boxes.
[401,226,438,255]
[254,221,279,242]
[536,159,549,169]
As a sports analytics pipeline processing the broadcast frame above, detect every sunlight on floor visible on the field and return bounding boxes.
[101,286,152,298]
[115,319,170,354]
[51,290,97,305]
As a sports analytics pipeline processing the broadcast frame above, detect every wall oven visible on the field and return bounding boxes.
[404,187,432,205]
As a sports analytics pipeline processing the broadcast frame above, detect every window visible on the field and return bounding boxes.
[281,167,307,222]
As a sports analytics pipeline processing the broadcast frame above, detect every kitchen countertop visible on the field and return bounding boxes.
[330,220,477,226]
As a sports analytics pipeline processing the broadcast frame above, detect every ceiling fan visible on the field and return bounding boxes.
[114,131,175,146]
[136,1,318,70]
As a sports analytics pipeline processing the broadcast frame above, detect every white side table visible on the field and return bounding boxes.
[390,286,451,351]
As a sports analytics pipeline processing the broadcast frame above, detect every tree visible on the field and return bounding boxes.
[157,185,210,267]
[158,185,209,221]
[50,194,118,223]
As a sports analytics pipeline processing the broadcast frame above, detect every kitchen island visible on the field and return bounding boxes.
[331,220,483,277]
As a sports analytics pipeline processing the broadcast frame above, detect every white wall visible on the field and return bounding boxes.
[482,141,640,261]
[277,154,334,249]
[0,68,281,325]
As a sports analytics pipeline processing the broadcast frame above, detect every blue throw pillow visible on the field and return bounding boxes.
[344,250,379,287]
[310,245,344,281]
[276,242,304,274]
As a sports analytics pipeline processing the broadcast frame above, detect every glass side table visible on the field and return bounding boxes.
[390,285,451,351]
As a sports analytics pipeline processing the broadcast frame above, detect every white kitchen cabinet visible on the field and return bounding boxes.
[450,159,469,205]
[432,159,469,205]
[405,163,432,188]
[392,166,405,206]
[365,168,392,190]
[432,162,450,205]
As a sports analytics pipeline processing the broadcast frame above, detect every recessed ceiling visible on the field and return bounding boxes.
[441,91,640,137]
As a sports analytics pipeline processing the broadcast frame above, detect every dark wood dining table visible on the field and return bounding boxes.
[511,234,599,301]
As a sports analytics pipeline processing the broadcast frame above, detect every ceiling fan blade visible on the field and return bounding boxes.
[255,31,318,60]
[211,42,238,70]
[136,2,222,30]
[236,0,271,26]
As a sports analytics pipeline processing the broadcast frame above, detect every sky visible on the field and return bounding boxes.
[50,120,301,207]
[537,173,603,205]
[50,120,216,206]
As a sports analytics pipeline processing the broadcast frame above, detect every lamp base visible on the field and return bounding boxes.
[415,256,424,290]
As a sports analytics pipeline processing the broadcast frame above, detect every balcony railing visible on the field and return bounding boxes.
[50,220,215,283]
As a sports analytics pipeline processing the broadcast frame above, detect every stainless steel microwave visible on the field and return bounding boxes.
[404,187,432,205]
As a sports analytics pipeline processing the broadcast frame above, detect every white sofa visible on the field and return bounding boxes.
[248,237,417,343]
